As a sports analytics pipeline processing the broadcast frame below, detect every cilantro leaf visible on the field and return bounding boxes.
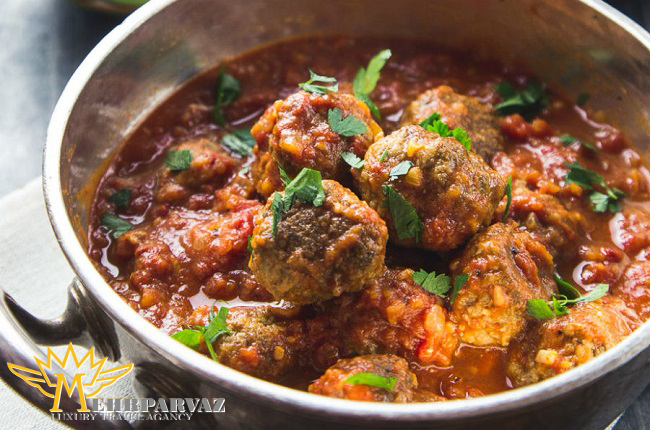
[283,168,326,211]
[221,129,256,157]
[213,67,241,126]
[419,112,471,151]
[495,81,548,121]
[204,306,230,343]
[527,283,610,320]
[170,329,202,350]
[563,162,605,190]
[171,304,230,361]
[277,161,292,186]
[450,274,469,304]
[412,269,451,297]
[379,149,389,163]
[590,190,624,214]
[382,185,423,242]
[353,49,392,119]
[341,152,365,169]
[109,189,131,210]
[164,150,193,171]
[558,134,597,152]
[563,162,625,213]
[299,70,338,95]
[271,192,284,237]
[100,213,133,239]
[345,373,396,391]
[328,108,367,137]
[502,176,513,222]
[389,161,413,181]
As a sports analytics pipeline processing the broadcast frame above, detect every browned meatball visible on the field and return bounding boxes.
[251,90,383,198]
[354,125,505,251]
[450,222,556,347]
[250,180,388,304]
[307,268,459,369]
[308,355,419,402]
[507,296,640,387]
[496,181,586,259]
[400,85,504,162]
[614,261,650,320]
[156,137,238,205]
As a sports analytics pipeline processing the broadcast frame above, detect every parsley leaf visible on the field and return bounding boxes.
[590,190,624,214]
[299,70,338,95]
[450,274,469,304]
[271,192,284,237]
[558,134,597,152]
[526,299,556,319]
[213,67,241,126]
[221,129,256,157]
[555,276,581,300]
[564,161,605,189]
[341,152,365,169]
[389,161,413,181]
[109,189,131,210]
[100,213,133,239]
[502,176,513,222]
[345,373,396,391]
[379,149,389,163]
[170,330,202,350]
[277,161,292,186]
[563,162,625,213]
[494,81,548,121]
[526,282,609,319]
[283,168,326,211]
[419,113,471,151]
[353,49,392,119]
[412,269,451,297]
[328,108,368,137]
[164,150,193,171]
[382,185,423,242]
[171,304,230,361]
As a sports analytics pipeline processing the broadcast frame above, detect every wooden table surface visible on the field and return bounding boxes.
[0,0,648,428]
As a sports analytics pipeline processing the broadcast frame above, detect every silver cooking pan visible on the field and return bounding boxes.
[2,0,650,428]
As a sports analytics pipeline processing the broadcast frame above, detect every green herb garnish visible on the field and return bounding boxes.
[221,129,256,157]
[247,235,253,254]
[419,113,471,151]
[563,162,625,213]
[345,373,396,391]
[271,168,326,237]
[353,49,392,119]
[164,150,193,172]
[171,304,230,361]
[450,274,469,304]
[109,189,131,210]
[558,134,597,152]
[328,108,367,137]
[382,185,423,242]
[341,152,365,169]
[389,161,413,181]
[271,192,284,237]
[494,81,548,121]
[379,150,389,163]
[501,176,513,222]
[413,269,451,297]
[100,213,133,239]
[213,67,241,126]
[526,283,609,319]
[299,70,338,95]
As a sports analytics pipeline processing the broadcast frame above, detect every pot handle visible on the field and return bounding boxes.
[0,278,129,429]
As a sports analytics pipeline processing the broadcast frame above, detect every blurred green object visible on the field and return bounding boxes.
[73,0,149,14]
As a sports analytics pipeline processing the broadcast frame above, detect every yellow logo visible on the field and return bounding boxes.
[7,343,133,412]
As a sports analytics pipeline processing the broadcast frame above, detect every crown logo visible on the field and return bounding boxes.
[7,343,133,412]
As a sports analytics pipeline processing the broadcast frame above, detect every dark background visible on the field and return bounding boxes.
[0,0,648,428]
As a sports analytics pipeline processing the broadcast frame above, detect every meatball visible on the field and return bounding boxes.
[496,181,586,259]
[610,206,650,257]
[614,261,650,319]
[400,85,504,162]
[250,180,388,304]
[507,297,640,387]
[354,125,505,251]
[250,90,383,198]
[187,305,306,382]
[450,222,556,347]
[156,137,238,205]
[308,355,419,403]
[307,268,459,369]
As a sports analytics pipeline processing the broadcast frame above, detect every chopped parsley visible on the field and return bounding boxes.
[382,185,423,242]
[341,152,365,169]
[563,162,625,213]
[100,213,133,239]
[379,149,389,163]
[299,70,338,95]
[526,282,609,319]
[353,49,392,119]
[221,129,256,157]
[388,161,413,181]
[345,373,396,391]
[213,67,241,126]
[450,274,469,304]
[109,189,131,210]
[164,150,193,171]
[419,113,471,151]
[328,108,367,137]
[247,235,253,254]
[501,176,513,222]
[271,168,326,237]
[171,304,230,361]
[412,269,451,297]
[494,80,548,121]
[558,134,597,152]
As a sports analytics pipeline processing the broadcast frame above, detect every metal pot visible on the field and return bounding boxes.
[2,0,650,428]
